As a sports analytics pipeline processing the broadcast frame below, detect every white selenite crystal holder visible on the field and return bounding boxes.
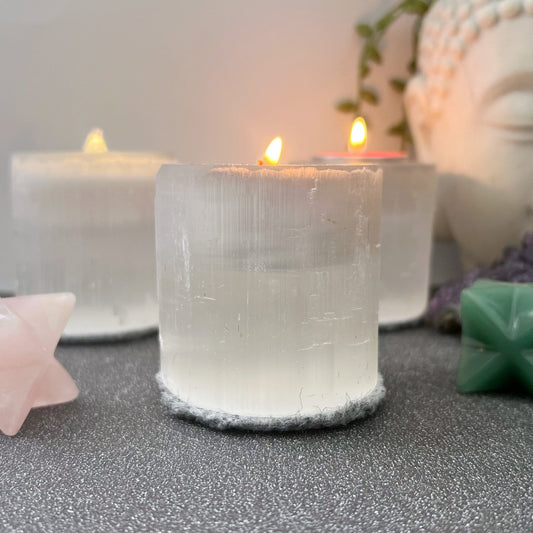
[156,164,385,430]
[11,151,172,341]
[379,162,437,327]
[314,157,437,327]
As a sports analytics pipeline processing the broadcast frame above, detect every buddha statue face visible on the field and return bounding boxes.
[406,0,533,268]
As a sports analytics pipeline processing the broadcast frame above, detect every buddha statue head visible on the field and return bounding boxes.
[406,0,533,269]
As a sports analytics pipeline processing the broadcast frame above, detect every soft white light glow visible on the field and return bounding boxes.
[83,128,108,153]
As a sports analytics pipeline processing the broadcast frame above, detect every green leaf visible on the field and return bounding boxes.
[355,23,373,38]
[360,64,370,78]
[376,11,397,32]
[387,120,407,136]
[401,0,429,15]
[335,99,360,113]
[360,88,379,105]
[389,78,406,93]
[408,59,417,74]
[365,44,382,64]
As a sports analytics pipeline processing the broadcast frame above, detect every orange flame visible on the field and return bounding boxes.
[258,137,282,165]
[348,117,367,152]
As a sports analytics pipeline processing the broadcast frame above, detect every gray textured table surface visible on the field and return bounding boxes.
[1,328,531,533]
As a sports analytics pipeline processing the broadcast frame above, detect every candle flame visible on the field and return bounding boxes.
[348,117,367,152]
[83,128,108,153]
[259,137,282,165]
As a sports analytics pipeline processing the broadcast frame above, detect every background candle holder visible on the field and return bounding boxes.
[156,164,384,430]
[314,157,436,327]
[378,161,436,326]
[11,145,173,341]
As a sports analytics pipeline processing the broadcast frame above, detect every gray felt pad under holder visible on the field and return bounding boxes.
[156,372,385,431]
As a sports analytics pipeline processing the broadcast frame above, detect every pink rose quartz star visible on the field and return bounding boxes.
[0,293,79,436]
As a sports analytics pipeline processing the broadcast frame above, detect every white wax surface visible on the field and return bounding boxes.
[11,151,173,340]
[157,165,382,418]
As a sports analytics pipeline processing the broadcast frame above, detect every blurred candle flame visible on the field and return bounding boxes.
[83,128,108,153]
[259,137,282,165]
[348,117,367,152]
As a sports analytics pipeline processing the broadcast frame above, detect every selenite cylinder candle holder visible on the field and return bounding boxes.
[156,164,385,431]
[314,156,437,327]
[379,162,437,327]
[11,151,173,341]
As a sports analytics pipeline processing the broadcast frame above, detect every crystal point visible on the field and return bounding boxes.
[0,293,79,436]
[458,280,533,394]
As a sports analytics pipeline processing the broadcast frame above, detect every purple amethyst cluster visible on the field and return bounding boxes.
[427,234,533,333]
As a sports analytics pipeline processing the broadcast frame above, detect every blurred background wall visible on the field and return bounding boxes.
[0,0,411,291]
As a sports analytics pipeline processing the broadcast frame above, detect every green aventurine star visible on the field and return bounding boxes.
[458,280,533,395]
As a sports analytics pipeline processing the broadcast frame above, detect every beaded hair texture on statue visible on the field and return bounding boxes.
[417,0,533,114]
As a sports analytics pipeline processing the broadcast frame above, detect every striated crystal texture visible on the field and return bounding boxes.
[378,162,436,327]
[0,293,79,436]
[458,280,533,394]
[313,157,437,327]
[156,165,382,419]
[11,152,172,340]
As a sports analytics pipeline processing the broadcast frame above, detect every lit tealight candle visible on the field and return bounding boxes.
[318,117,406,161]
[314,118,437,327]
[11,129,174,341]
[349,117,368,152]
[83,128,108,153]
[258,136,283,165]
[156,139,385,430]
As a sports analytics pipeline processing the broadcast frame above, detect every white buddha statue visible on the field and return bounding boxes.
[406,0,533,269]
